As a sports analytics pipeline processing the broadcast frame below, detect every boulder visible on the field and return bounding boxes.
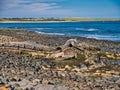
[64,39,77,47]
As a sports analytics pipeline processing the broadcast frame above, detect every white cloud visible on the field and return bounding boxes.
[0,0,72,17]
[23,3,60,11]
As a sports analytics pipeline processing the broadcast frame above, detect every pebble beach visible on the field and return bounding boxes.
[0,29,120,90]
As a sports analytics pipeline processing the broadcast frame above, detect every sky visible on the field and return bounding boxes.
[0,0,120,18]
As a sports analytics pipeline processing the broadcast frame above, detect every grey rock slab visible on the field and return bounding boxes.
[34,84,69,90]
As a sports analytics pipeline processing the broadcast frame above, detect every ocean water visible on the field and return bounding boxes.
[0,21,120,42]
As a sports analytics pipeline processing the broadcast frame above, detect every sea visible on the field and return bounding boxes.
[0,21,120,42]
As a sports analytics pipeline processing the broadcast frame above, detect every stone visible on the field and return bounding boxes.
[30,87,35,90]
[79,64,88,71]
[41,79,48,84]
[65,65,71,70]
[0,86,8,90]
[7,85,15,90]
[64,39,77,47]
[41,66,48,70]
[48,82,54,85]
[61,72,66,78]
[32,79,40,86]
[56,47,62,51]
[116,78,120,84]
[13,83,20,89]
[72,67,80,72]
[96,70,101,73]
[71,87,79,90]
[92,87,103,90]
[11,78,17,82]
[0,81,5,86]
[54,82,63,85]
[57,71,62,78]
[115,84,120,90]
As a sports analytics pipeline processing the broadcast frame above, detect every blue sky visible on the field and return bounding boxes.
[0,0,120,18]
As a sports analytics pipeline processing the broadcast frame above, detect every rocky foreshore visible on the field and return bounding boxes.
[0,29,120,90]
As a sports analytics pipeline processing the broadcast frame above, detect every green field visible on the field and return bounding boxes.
[63,17,120,21]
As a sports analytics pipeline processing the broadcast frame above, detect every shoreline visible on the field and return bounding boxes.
[0,28,120,51]
[0,28,120,44]
[0,20,120,23]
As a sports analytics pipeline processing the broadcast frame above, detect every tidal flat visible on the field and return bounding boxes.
[0,29,120,90]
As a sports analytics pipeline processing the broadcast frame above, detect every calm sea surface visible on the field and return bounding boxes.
[0,21,120,42]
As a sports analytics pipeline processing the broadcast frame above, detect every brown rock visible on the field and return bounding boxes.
[0,86,8,90]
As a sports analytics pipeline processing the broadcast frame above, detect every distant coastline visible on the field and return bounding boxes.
[0,17,120,23]
[0,21,76,23]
